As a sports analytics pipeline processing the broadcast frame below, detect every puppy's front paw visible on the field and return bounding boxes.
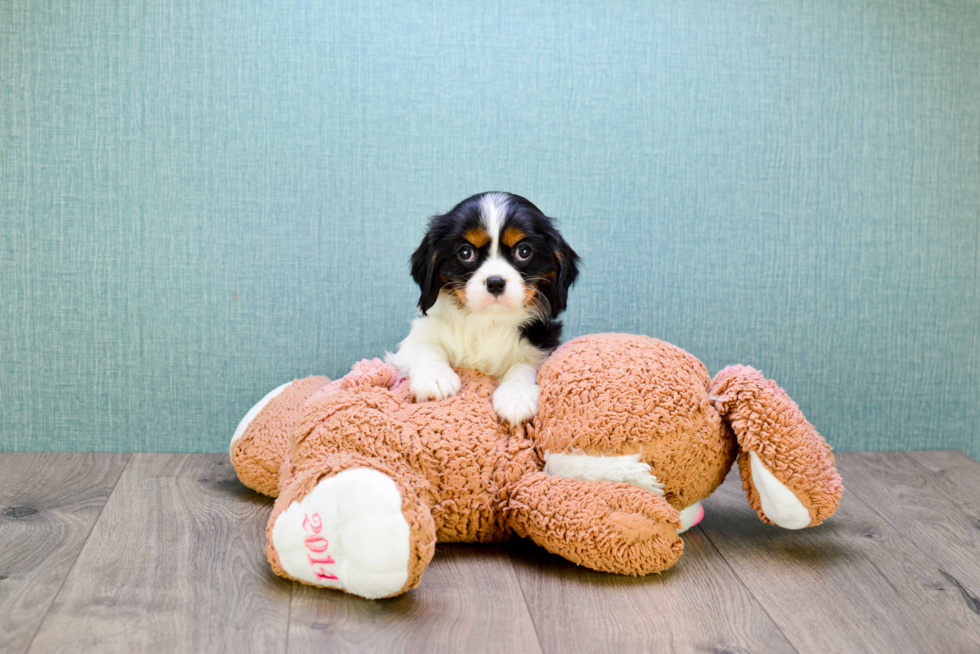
[409,363,461,402]
[493,381,539,427]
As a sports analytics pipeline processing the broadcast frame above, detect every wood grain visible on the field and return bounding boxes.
[509,529,796,654]
[0,453,129,654]
[10,451,980,653]
[27,454,292,654]
[699,453,980,653]
[836,451,980,623]
[287,543,544,654]
[905,449,980,503]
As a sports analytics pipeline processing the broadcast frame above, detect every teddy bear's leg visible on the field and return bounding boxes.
[710,365,843,529]
[230,376,332,497]
[265,454,436,600]
[508,472,684,575]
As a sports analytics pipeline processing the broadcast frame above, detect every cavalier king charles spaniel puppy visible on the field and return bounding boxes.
[386,192,580,426]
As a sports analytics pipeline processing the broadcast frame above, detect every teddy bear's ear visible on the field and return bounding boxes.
[409,232,441,315]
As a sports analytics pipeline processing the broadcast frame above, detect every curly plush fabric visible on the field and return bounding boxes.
[709,365,843,527]
[230,375,330,497]
[536,334,737,510]
[231,333,843,599]
[508,472,684,574]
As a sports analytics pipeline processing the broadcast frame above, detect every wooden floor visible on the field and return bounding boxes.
[2,451,980,653]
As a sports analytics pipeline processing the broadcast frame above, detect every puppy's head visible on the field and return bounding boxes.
[410,192,580,319]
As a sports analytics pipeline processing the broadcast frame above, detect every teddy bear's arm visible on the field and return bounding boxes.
[507,472,684,575]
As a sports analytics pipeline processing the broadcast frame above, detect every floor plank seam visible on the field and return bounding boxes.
[23,453,133,654]
[507,546,548,654]
[693,524,801,654]
[284,581,294,654]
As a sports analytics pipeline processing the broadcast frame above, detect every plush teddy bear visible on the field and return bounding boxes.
[230,333,842,599]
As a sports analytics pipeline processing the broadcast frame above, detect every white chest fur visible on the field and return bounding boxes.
[409,295,545,379]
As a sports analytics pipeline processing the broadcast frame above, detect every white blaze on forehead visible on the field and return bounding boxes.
[479,193,509,256]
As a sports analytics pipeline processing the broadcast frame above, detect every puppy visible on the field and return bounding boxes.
[386,192,580,426]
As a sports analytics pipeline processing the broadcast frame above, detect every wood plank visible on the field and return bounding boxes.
[836,451,980,622]
[699,453,980,653]
[905,449,980,504]
[287,543,544,654]
[509,528,796,654]
[0,453,130,654]
[28,453,292,654]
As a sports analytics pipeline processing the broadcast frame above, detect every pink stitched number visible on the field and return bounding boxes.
[301,513,337,581]
[302,514,322,533]
[308,554,336,566]
[304,535,329,552]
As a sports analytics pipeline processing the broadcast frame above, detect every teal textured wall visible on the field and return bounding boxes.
[2,1,978,455]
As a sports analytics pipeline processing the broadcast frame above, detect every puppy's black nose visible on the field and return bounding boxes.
[485,276,506,296]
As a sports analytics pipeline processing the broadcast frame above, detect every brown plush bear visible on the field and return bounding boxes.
[230,333,842,599]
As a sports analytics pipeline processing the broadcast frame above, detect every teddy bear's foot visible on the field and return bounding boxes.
[269,468,420,599]
[710,365,843,528]
[229,376,332,498]
[230,381,293,455]
[746,451,811,529]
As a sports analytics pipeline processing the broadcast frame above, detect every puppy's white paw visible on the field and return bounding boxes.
[409,362,461,402]
[493,380,539,426]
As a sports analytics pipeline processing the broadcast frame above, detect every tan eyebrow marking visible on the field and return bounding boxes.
[463,228,490,248]
[502,227,526,248]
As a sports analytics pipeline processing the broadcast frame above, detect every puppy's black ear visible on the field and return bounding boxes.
[410,232,441,315]
[546,233,580,318]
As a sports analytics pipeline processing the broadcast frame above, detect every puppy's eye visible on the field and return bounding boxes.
[515,244,533,262]
[458,245,476,263]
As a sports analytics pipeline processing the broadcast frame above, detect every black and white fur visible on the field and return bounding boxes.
[386,192,580,426]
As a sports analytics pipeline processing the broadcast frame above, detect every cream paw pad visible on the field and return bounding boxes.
[270,468,412,600]
[747,451,812,529]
